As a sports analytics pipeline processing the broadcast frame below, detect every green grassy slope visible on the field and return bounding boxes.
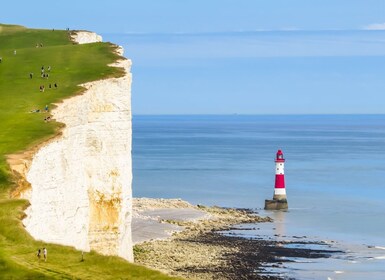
[0,24,179,279]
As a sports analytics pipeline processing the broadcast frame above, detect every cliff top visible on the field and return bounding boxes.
[0,24,177,280]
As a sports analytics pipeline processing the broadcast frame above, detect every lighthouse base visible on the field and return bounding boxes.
[264,199,288,210]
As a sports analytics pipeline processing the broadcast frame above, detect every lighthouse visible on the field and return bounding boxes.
[264,149,288,210]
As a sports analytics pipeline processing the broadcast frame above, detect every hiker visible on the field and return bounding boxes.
[45,105,48,112]
[29,73,33,79]
[54,83,58,89]
[37,249,41,260]
[47,66,51,72]
[13,50,16,55]
[43,247,47,262]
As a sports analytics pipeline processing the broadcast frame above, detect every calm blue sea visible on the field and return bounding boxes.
[104,28,385,279]
[132,114,385,279]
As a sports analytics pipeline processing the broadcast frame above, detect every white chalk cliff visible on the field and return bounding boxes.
[22,32,133,261]
[70,31,103,44]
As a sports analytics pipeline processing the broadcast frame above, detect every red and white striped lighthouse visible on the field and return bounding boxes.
[273,149,286,200]
[265,149,288,210]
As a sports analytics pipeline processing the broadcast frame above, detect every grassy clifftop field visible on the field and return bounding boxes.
[0,24,178,279]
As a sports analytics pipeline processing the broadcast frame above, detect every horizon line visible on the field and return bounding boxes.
[102,28,385,36]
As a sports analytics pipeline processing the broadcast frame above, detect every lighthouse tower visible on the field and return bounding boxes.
[264,150,288,210]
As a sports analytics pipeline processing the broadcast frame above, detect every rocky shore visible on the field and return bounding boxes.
[133,198,342,280]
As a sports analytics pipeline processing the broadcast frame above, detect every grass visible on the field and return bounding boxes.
[0,24,180,279]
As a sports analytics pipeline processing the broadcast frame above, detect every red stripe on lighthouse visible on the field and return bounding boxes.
[275,174,285,188]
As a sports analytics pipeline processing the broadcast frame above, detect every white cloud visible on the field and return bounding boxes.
[363,23,385,30]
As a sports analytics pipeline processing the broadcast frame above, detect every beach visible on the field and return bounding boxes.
[133,197,343,279]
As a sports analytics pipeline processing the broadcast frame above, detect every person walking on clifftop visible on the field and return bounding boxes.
[36,249,41,261]
[43,247,47,262]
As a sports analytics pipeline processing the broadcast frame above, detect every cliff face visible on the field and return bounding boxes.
[21,32,133,261]
[70,31,103,44]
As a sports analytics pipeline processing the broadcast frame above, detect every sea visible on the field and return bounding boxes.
[102,30,385,279]
[132,114,385,280]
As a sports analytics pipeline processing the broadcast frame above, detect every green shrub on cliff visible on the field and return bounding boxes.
[0,24,179,280]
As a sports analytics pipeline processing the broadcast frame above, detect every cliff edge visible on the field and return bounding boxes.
[15,31,133,261]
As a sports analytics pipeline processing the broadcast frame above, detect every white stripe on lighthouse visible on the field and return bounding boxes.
[274,188,286,195]
[275,162,284,175]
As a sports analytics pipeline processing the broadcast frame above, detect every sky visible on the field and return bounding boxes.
[3,0,385,33]
[2,1,385,114]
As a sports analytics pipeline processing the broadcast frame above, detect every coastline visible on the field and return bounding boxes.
[133,197,343,280]
[133,197,271,279]
[130,114,385,279]
[2,30,353,279]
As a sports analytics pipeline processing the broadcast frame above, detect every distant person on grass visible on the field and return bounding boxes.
[37,249,41,261]
[43,247,47,262]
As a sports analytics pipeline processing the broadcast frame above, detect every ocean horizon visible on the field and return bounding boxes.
[104,30,385,115]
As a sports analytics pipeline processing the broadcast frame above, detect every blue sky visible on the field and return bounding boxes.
[2,0,385,33]
[2,1,385,114]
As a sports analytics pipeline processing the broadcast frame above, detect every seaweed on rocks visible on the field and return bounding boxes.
[176,231,343,279]
[134,201,342,280]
